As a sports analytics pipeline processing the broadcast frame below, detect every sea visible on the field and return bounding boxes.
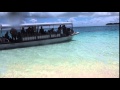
[0,25,119,78]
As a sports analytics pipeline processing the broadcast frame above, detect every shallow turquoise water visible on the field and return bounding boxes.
[0,26,119,78]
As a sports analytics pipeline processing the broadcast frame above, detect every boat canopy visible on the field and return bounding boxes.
[1,22,73,28]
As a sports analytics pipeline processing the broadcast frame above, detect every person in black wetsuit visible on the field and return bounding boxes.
[57,25,62,34]
[39,26,44,34]
[21,27,25,35]
[10,28,17,41]
[5,31,9,39]
[62,25,67,36]
[17,32,22,42]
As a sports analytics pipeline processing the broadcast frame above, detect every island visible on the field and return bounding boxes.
[106,23,119,25]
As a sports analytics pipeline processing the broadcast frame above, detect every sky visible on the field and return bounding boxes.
[0,12,119,27]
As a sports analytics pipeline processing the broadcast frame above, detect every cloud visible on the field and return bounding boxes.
[71,16,119,27]
[59,12,94,17]
[22,20,27,24]
[67,17,76,22]
[29,12,54,18]
[0,12,119,18]
[0,12,29,18]
[0,12,8,17]
[54,12,119,18]
[0,12,119,26]
[93,12,111,16]
[0,12,30,25]
[30,19,37,23]
[58,19,62,22]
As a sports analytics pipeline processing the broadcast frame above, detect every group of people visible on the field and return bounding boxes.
[2,25,74,43]
[3,28,21,42]
[21,27,36,36]
[57,25,74,36]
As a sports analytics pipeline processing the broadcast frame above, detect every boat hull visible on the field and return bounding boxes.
[0,35,73,50]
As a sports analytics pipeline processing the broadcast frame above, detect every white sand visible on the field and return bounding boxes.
[0,61,119,78]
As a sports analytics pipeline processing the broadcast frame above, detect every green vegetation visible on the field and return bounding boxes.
[106,23,119,25]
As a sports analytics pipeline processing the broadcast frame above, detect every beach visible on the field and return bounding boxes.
[0,60,119,78]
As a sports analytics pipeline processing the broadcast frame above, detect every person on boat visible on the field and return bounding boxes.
[71,29,74,34]
[0,37,9,43]
[33,26,37,34]
[48,28,54,34]
[26,27,31,36]
[51,28,54,33]
[0,38,2,43]
[17,32,22,42]
[39,26,44,34]
[31,27,35,36]
[62,25,67,36]
[10,28,17,41]
[57,25,62,34]
[5,31,10,40]
[21,27,25,36]
[66,28,70,36]
[44,31,47,34]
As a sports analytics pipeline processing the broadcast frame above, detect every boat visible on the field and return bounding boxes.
[0,22,79,50]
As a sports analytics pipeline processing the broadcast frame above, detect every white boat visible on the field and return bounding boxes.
[0,22,79,50]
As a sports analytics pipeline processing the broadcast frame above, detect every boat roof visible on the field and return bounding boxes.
[0,22,73,28]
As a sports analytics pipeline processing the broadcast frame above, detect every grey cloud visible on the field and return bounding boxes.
[57,12,119,18]
[0,12,30,25]
[0,12,119,26]
[57,12,94,17]
[29,12,55,18]
[110,12,119,16]
[0,12,119,18]
[0,12,30,18]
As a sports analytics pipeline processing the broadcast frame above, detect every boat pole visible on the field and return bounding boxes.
[72,22,73,30]
[0,24,2,37]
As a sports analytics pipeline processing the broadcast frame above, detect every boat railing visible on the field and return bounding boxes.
[22,33,61,41]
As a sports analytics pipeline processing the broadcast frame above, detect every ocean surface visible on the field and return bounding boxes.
[0,25,119,78]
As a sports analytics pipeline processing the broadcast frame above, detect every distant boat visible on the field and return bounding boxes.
[0,22,79,50]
